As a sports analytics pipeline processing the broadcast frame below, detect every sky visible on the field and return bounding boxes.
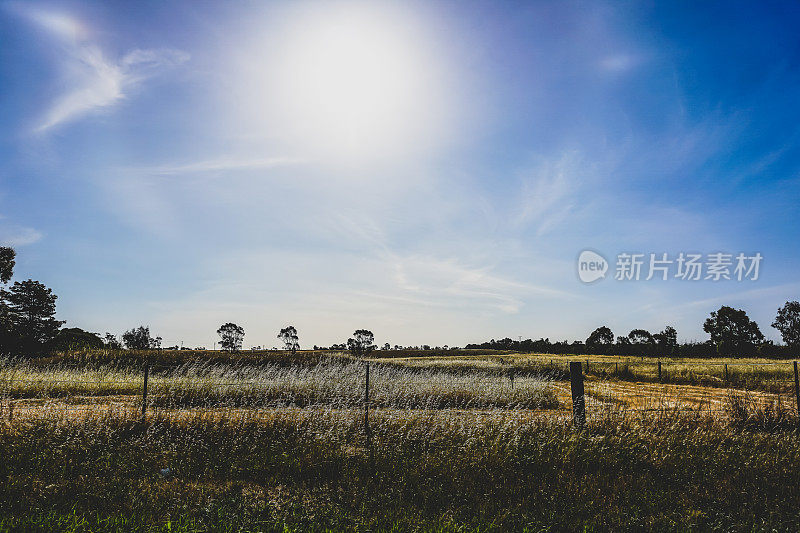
[1,0,800,349]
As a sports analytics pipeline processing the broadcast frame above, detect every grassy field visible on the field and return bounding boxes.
[1,357,556,410]
[377,352,799,393]
[1,349,799,531]
[2,409,800,532]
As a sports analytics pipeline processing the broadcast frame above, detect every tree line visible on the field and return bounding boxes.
[2,244,799,358]
[466,303,800,358]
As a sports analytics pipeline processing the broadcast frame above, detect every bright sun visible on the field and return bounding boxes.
[241,2,449,164]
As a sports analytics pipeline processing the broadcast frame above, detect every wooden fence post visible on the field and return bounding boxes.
[6,376,12,422]
[141,364,149,419]
[724,364,728,383]
[364,361,371,445]
[658,361,662,383]
[570,362,586,428]
[793,361,799,423]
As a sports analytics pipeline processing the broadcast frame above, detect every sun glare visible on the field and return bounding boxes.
[241,2,449,164]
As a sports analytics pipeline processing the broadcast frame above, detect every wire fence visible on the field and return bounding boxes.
[1,358,799,425]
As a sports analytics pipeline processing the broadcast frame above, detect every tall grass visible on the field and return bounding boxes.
[0,358,558,410]
[381,353,797,393]
[1,409,800,531]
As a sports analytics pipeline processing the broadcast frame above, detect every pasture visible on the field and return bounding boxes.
[1,349,799,531]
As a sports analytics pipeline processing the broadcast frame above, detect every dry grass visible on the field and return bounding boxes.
[377,352,798,393]
[2,352,800,531]
[0,358,558,410]
[1,407,800,531]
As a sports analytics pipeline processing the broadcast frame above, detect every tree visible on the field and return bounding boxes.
[773,301,800,347]
[49,327,103,351]
[347,329,375,358]
[0,247,15,284]
[586,326,614,352]
[104,333,122,350]
[278,325,299,354]
[628,329,654,344]
[703,306,764,355]
[122,326,155,350]
[1,279,64,352]
[217,322,244,353]
[653,326,678,348]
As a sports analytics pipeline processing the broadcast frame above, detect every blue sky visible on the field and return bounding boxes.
[1,1,800,348]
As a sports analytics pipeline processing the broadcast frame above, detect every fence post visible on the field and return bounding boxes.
[570,362,586,428]
[658,361,662,383]
[141,364,149,419]
[364,360,371,445]
[6,376,12,422]
[724,364,728,382]
[794,361,799,423]
[509,369,515,389]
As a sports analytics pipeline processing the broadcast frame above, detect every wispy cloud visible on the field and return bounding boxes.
[129,156,300,176]
[9,4,188,133]
[512,152,585,236]
[598,53,642,73]
[664,283,800,315]
[0,223,43,246]
[327,211,571,314]
[386,253,570,313]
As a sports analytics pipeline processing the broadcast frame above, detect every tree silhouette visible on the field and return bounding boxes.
[50,327,103,351]
[653,326,677,348]
[347,329,375,358]
[0,247,15,284]
[628,329,654,344]
[217,322,244,353]
[278,325,299,354]
[1,279,64,352]
[773,301,800,347]
[122,326,156,350]
[586,326,614,352]
[104,333,122,349]
[703,306,764,355]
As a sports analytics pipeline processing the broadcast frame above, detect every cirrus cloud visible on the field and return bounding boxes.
[8,3,189,133]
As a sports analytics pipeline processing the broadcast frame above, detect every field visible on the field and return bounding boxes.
[1,349,800,531]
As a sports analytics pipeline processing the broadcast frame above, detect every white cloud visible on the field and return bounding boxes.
[130,156,300,176]
[599,53,640,73]
[10,5,189,133]
[512,152,585,236]
[387,253,568,313]
[0,224,43,246]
